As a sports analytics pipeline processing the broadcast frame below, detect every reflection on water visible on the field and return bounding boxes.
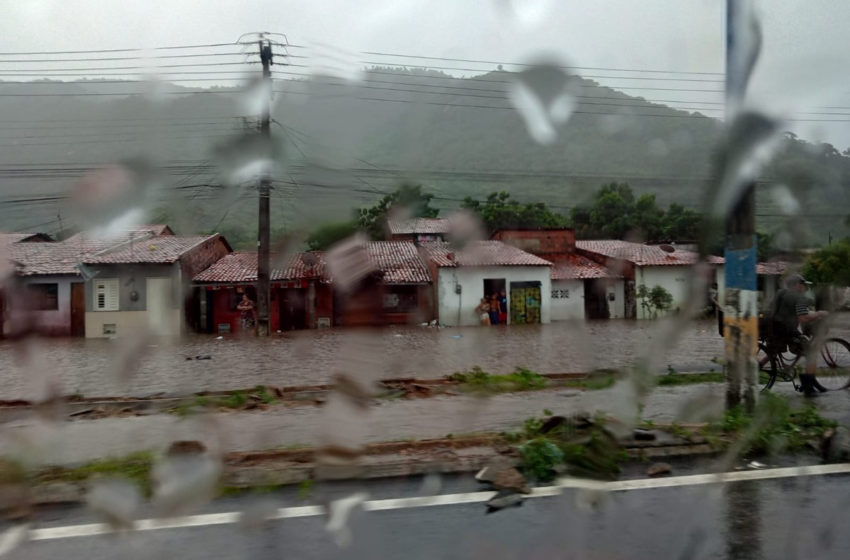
[1,315,848,400]
[725,481,763,560]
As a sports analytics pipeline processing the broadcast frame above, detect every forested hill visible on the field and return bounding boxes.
[1,67,848,244]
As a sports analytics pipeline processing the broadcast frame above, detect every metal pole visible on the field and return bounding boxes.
[256,39,273,337]
[723,0,758,411]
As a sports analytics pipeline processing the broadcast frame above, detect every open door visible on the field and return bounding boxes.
[70,283,85,337]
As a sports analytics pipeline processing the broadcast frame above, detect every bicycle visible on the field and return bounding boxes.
[757,334,850,392]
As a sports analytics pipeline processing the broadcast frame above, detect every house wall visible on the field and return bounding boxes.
[337,284,433,326]
[315,283,334,327]
[5,275,78,336]
[492,230,575,255]
[85,263,181,338]
[550,279,585,321]
[436,266,551,326]
[180,236,231,332]
[635,266,693,319]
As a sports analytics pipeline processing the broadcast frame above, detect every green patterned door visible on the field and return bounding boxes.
[510,287,526,324]
[509,283,542,324]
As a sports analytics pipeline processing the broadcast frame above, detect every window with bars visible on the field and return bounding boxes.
[551,289,570,299]
[26,283,59,311]
[94,279,119,311]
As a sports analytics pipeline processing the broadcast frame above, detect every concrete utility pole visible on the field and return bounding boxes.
[723,0,759,412]
[256,38,273,337]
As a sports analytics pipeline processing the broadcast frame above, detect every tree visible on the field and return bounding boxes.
[801,239,850,287]
[662,204,702,241]
[305,221,359,251]
[357,183,438,240]
[756,231,776,263]
[636,284,674,319]
[461,191,568,233]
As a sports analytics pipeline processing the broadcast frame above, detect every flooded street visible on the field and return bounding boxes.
[1,314,849,399]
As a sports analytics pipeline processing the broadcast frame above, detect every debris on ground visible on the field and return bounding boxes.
[486,489,524,512]
[646,463,672,477]
[633,428,657,441]
[491,468,531,494]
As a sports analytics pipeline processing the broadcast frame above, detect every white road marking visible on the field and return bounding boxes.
[27,463,850,542]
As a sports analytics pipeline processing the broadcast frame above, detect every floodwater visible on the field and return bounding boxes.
[1,315,848,399]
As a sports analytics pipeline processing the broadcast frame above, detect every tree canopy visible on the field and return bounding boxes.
[460,191,568,233]
[801,239,850,287]
[569,183,702,242]
[356,183,438,240]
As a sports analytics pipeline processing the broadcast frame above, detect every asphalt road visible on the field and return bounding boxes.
[8,466,850,560]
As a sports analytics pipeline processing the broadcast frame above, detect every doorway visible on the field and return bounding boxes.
[147,277,175,335]
[483,278,506,324]
[71,283,85,337]
[279,289,307,330]
[509,281,542,325]
[584,279,610,319]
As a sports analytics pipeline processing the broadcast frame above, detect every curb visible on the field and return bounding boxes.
[24,434,717,506]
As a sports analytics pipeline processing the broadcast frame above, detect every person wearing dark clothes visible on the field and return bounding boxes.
[763,274,830,396]
[498,289,508,324]
[489,294,500,325]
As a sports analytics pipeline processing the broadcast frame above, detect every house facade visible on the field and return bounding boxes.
[331,241,434,327]
[82,234,230,338]
[192,251,332,334]
[421,241,552,326]
[576,240,726,319]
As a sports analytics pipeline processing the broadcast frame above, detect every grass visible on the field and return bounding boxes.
[447,366,548,393]
[173,386,280,415]
[38,451,155,495]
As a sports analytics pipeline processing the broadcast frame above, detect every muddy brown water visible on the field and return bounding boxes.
[1,315,848,400]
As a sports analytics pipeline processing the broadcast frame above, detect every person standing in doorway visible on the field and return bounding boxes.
[498,289,508,325]
[475,297,491,326]
[489,293,500,325]
[237,293,256,334]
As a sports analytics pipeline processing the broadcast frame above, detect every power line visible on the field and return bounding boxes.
[0,61,255,73]
[0,52,249,63]
[0,42,246,56]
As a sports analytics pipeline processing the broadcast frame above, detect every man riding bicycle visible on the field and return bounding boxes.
[762,274,830,396]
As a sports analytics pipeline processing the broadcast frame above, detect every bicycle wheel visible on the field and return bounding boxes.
[757,343,777,392]
[816,338,850,390]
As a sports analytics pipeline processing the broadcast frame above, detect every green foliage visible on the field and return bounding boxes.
[713,393,836,455]
[39,452,155,495]
[447,366,548,392]
[570,183,702,242]
[357,183,438,240]
[635,284,674,318]
[254,385,278,405]
[305,220,359,251]
[461,190,567,233]
[297,479,314,501]
[518,437,564,481]
[219,391,248,409]
[801,238,850,287]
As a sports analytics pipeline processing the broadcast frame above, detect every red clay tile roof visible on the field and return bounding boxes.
[365,241,431,284]
[193,252,327,284]
[83,235,217,264]
[576,240,716,267]
[421,241,552,267]
[8,242,87,276]
[387,218,451,235]
[548,253,619,280]
[0,233,54,245]
[757,261,788,276]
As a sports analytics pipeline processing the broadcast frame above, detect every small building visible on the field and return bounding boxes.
[332,241,435,327]
[421,240,552,326]
[387,218,450,244]
[493,228,625,320]
[192,251,332,334]
[549,254,624,320]
[757,261,788,310]
[2,234,85,337]
[81,233,231,338]
[576,240,726,319]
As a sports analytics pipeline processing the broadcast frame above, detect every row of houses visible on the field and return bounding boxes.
[1,219,786,338]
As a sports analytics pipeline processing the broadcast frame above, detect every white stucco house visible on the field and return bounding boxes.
[420,241,552,326]
[548,254,625,320]
[576,240,726,320]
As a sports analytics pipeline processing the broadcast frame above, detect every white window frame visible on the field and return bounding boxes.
[94,279,119,312]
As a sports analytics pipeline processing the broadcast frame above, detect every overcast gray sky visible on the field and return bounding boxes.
[3,0,850,148]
